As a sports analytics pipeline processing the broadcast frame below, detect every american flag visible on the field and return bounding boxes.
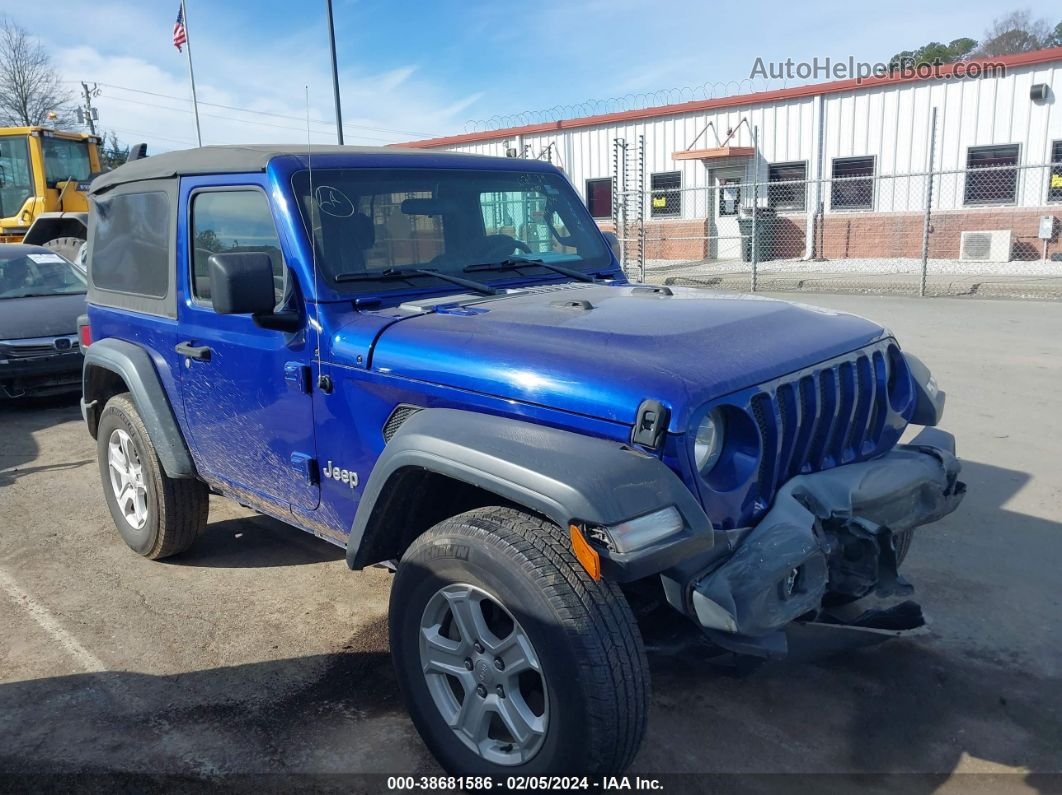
[173,5,187,52]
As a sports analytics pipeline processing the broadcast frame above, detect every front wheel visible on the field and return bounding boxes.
[389,507,649,775]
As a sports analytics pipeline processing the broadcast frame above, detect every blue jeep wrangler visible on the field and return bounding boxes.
[80,145,963,775]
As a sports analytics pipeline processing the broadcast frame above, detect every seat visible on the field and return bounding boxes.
[318,211,376,274]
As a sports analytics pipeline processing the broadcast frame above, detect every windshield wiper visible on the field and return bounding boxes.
[464,258,599,283]
[333,267,498,296]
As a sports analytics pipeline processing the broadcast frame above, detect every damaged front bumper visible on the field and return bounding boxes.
[664,427,965,658]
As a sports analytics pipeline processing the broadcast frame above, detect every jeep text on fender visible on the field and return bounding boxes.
[79,145,964,776]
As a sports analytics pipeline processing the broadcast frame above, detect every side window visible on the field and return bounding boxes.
[0,136,35,220]
[92,191,170,297]
[191,190,284,307]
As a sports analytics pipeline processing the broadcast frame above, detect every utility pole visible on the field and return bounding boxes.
[79,82,99,135]
[325,0,344,144]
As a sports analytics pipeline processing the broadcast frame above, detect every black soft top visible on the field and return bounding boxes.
[88,144,479,194]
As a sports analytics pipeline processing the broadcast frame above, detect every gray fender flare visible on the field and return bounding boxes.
[346,408,712,569]
[81,338,196,478]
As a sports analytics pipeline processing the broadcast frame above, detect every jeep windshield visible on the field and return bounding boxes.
[292,167,612,293]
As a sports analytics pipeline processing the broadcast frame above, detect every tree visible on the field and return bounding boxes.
[976,10,1059,56]
[890,38,978,68]
[98,131,130,171]
[1050,21,1062,47]
[0,16,73,127]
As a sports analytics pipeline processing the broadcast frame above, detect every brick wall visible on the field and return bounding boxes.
[798,208,1061,261]
[599,208,1062,261]
[596,219,710,260]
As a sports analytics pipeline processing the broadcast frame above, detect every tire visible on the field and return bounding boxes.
[96,393,208,559]
[43,236,86,263]
[389,506,649,776]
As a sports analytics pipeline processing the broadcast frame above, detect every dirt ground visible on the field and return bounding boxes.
[1,293,1060,792]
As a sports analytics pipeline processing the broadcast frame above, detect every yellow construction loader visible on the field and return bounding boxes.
[0,127,103,261]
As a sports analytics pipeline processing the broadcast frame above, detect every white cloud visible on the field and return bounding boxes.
[9,1,484,151]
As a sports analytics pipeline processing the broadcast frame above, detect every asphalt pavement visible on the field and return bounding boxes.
[1,293,1059,792]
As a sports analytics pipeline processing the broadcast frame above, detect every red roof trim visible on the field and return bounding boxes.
[400,48,1062,149]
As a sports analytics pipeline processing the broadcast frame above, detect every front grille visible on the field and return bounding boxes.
[0,336,79,360]
[747,344,903,500]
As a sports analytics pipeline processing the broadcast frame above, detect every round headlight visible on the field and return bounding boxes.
[694,409,725,473]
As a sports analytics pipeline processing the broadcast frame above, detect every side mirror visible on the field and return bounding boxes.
[208,252,276,316]
[601,230,621,261]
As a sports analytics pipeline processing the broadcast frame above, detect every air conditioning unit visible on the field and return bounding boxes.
[960,230,1012,263]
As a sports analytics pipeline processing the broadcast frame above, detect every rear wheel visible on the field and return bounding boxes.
[389,506,649,775]
[97,393,208,559]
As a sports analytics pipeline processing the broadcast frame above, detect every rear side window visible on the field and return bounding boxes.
[91,191,170,297]
[190,190,285,306]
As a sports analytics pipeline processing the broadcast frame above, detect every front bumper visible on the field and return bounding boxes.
[668,428,964,657]
[0,353,83,398]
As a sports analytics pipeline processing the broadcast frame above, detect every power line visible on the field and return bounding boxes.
[103,126,199,146]
[68,80,438,138]
[97,93,399,143]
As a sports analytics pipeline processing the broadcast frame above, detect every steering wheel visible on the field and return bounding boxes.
[476,234,532,261]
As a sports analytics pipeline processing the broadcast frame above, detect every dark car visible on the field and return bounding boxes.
[0,244,86,399]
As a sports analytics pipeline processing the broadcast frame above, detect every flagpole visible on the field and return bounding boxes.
[180,0,203,146]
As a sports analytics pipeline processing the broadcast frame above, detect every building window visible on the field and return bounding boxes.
[650,172,681,217]
[830,157,875,210]
[964,145,1020,205]
[768,162,807,212]
[585,178,612,219]
[1049,141,1062,203]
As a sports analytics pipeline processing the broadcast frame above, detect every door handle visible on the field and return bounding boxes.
[175,341,212,361]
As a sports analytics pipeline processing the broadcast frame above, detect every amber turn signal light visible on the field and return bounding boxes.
[569,524,601,581]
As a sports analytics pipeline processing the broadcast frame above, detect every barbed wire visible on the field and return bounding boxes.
[462,79,776,133]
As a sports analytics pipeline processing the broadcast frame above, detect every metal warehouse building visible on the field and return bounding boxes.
[402,48,1062,271]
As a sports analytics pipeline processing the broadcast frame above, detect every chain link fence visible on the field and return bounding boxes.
[608,160,1062,299]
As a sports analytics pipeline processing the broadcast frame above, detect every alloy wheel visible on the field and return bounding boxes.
[419,583,549,766]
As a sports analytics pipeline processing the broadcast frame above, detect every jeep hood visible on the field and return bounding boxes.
[365,284,887,432]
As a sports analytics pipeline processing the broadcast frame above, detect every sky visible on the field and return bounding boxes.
[6,0,1060,153]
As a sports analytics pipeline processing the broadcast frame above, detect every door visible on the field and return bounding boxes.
[0,135,36,236]
[714,170,744,260]
[176,182,319,511]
